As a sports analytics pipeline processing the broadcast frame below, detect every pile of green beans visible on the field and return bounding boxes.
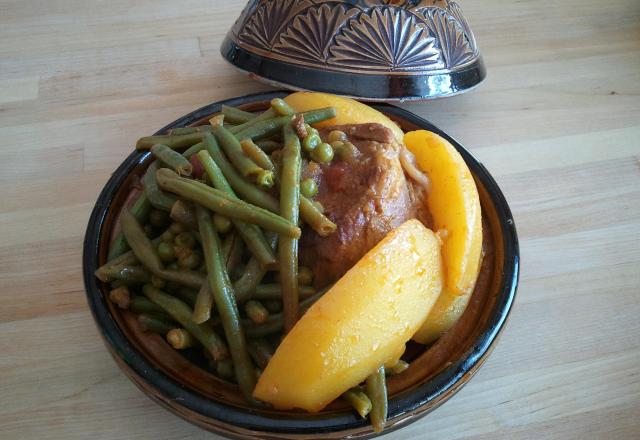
[97,102,396,431]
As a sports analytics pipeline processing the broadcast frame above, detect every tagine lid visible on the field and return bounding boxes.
[220,0,486,102]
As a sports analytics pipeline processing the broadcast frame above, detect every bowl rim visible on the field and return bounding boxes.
[83,91,519,437]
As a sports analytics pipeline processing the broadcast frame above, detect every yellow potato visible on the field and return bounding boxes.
[411,287,472,344]
[403,130,483,344]
[283,91,404,143]
[253,220,443,412]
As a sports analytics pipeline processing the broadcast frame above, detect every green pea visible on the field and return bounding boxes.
[302,133,321,153]
[216,359,235,381]
[263,300,282,313]
[300,178,318,198]
[157,242,176,262]
[298,266,313,286]
[213,214,232,234]
[169,222,187,234]
[311,142,334,164]
[149,209,170,228]
[335,141,358,161]
[175,231,196,249]
[160,229,175,243]
[328,130,347,143]
[178,250,202,270]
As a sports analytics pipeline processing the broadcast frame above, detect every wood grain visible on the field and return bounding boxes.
[1,0,639,439]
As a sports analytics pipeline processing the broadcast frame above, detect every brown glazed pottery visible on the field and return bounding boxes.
[83,91,519,439]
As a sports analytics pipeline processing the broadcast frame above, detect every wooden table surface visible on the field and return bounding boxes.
[1,1,639,439]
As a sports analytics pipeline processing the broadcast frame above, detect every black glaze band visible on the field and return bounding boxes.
[220,39,486,101]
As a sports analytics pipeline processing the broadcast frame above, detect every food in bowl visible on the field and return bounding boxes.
[94,92,483,433]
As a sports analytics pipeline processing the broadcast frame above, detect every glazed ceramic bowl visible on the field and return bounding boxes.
[221,1,486,101]
[83,91,518,439]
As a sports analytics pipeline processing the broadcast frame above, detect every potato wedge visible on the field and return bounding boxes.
[253,220,443,412]
[404,130,482,344]
[284,91,404,143]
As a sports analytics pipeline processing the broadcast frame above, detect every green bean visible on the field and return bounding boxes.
[256,170,275,189]
[280,123,302,333]
[136,132,204,150]
[243,290,324,338]
[120,210,164,273]
[109,286,131,309]
[233,232,278,302]
[247,338,273,369]
[203,141,334,235]
[138,313,176,335]
[175,286,198,307]
[221,105,257,124]
[233,108,336,141]
[192,282,213,324]
[245,300,269,324]
[343,388,372,419]
[240,139,275,171]
[255,140,282,153]
[196,206,257,403]
[204,135,280,212]
[98,248,139,281]
[107,193,151,261]
[142,285,228,360]
[156,168,300,238]
[270,98,296,116]
[167,328,197,349]
[151,144,193,176]
[143,224,154,238]
[263,300,282,313]
[222,232,243,272]
[168,125,214,136]
[195,148,278,268]
[252,284,316,300]
[130,296,169,317]
[151,274,167,289]
[388,360,410,375]
[112,265,151,284]
[300,196,337,236]
[182,142,205,159]
[229,108,276,135]
[143,162,178,211]
[210,119,263,179]
[158,269,205,289]
[169,200,197,230]
[366,366,388,433]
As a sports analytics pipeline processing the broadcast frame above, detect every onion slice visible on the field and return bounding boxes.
[400,146,431,194]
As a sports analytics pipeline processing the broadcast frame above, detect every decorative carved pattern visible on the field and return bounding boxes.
[239,0,312,50]
[417,8,474,68]
[330,8,442,71]
[275,4,359,64]
[229,0,480,75]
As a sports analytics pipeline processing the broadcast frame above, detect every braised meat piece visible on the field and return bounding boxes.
[300,123,430,286]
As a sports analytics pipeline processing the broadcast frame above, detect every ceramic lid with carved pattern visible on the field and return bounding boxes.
[221,0,486,101]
